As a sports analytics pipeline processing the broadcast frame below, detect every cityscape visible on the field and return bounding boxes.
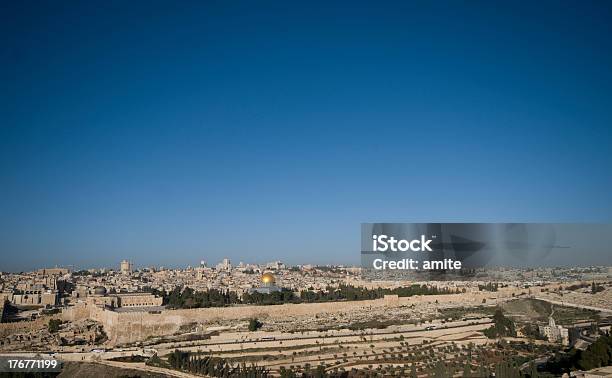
[4,0,612,377]
[1,261,612,377]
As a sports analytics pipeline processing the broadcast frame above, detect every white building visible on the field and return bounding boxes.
[216,258,232,272]
[539,314,569,346]
[120,260,133,275]
[266,261,285,270]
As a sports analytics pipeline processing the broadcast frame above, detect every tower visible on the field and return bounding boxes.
[120,260,133,275]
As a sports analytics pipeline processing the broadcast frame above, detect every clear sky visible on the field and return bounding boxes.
[2,1,612,272]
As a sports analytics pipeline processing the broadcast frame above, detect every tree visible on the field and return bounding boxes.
[433,361,448,378]
[483,308,516,338]
[48,319,62,333]
[577,335,612,370]
[146,354,163,367]
[409,363,418,378]
[248,318,263,331]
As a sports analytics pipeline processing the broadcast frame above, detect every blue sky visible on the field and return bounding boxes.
[2,1,612,271]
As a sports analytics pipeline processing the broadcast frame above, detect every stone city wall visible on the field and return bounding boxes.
[81,290,516,345]
[61,302,91,322]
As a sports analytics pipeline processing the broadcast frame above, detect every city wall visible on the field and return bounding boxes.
[65,289,523,345]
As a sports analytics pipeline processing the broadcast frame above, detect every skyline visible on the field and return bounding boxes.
[6,260,612,275]
[3,1,612,271]
[5,244,612,274]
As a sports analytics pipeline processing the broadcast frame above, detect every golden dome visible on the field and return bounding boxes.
[261,272,276,284]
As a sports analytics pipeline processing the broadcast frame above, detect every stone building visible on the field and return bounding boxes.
[10,291,58,307]
[116,293,163,307]
[217,258,232,272]
[120,260,133,275]
[37,268,69,276]
[539,314,569,346]
[85,286,162,308]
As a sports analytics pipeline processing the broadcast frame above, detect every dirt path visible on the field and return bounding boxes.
[95,360,200,378]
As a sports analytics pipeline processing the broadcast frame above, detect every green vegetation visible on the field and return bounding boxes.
[166,349,269,377]
[248,318,263,331]
[483,308,516,338]
[145,353,163,367]
[2,300,18,319]
[478,282,500,292]
[577,334,612,370]
[195,337,562,378]
[544,334,612,374]
[438,305,496,320]
[566,282,591,291]
[243,289,300,305]
[47,318,63,333]
[345,319,399,330]
[279,365,347,377]
[163,287,240,308]
[109,355,147,363]
[502,298,598,326]
[520,323,546,340]
[154,284,463,309]
[493,361,523,378]
[299,284,461,303]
